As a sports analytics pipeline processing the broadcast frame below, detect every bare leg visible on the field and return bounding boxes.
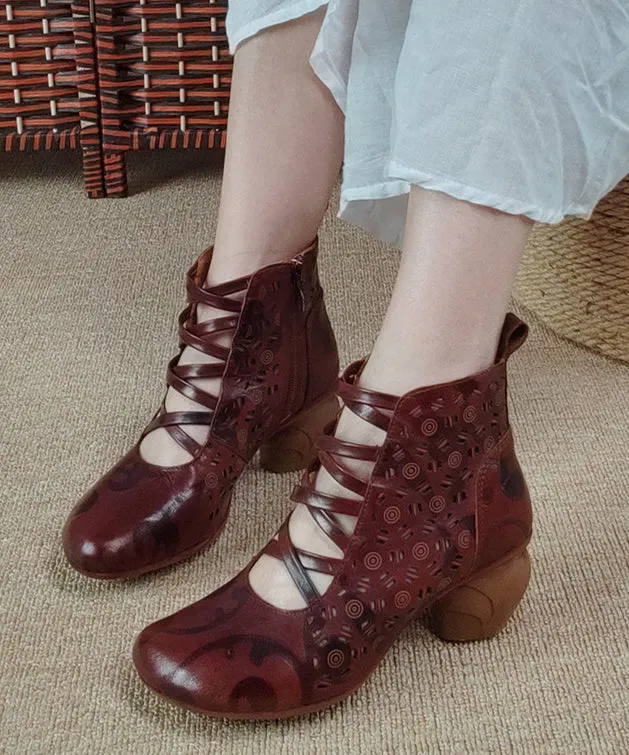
[250,187,533,608]
[141,9,344,466]
[210,11,344,284]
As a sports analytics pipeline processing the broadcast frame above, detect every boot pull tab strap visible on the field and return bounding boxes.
[497,313,529,362]
[191,245,214,286]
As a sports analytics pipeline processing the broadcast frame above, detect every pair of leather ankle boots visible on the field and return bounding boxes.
[63,239,533,720]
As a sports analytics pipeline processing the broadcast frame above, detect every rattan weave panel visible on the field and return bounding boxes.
[95,0,230,195]
[0,0,105,196]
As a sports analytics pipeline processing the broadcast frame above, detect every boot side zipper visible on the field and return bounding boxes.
[282,271,308,423]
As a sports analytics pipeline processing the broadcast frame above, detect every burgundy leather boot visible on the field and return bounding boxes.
[133,314,533,719]
[63,240,339,579]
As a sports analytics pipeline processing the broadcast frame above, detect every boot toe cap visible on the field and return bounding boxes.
[133,622,207,710]
[132,590,306,718]
[62,516,128,578]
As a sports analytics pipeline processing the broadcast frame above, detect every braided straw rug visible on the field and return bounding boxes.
[516,176,629,363]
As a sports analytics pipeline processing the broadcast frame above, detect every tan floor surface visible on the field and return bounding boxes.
[1,151,628,754]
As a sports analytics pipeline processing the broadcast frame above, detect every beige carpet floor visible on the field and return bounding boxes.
[1,151,628,755]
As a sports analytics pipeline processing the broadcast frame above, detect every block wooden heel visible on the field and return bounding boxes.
[428,550,531,642]
[260,392,340,473]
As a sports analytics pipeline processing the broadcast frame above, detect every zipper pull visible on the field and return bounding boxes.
[293,264,309,312]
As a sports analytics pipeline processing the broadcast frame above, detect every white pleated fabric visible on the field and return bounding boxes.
[227,0,629,246]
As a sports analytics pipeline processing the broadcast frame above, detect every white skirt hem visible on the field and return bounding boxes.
[227,0,327,54]
[310,43,346,113]
[337,165,592,248]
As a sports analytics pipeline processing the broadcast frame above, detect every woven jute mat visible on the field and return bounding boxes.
[516,177,629,364]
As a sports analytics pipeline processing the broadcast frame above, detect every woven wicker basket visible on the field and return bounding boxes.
[515,177,629,363]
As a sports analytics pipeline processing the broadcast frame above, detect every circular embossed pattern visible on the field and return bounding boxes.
[260,349,274,365]
[402,462,420,480]
[345,599,364,619]
[484,435,496,452]
[429,495,446,513]
[412,542,430,561]
[383,506,401,524]
[463,405,477,423]
[327,649,345,669]
[457,530,473,549]
[394,590,412,610]
[448,451,463,469]
[205,473,219,489]
[421,418,438,436]
[364,552,383,571]
[237,428,248,446]
[250,388,263,405]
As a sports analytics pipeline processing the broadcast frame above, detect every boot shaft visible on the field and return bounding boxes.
[364,313,532,580]
[195,240,339,459]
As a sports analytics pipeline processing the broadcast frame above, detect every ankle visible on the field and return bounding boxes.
[208,234,317,286]
[360,326,503,396]
[206,248,280,287]
[361,352,494,397]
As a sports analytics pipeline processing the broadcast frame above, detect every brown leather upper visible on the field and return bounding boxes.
[133,314,533,717]
[63,240,339,578]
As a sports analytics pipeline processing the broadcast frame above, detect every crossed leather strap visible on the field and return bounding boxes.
[142,259,250,457]
[265,363,400,604]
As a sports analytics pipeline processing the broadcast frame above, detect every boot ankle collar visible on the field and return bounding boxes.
[496,313,529,363]
[341,314,528,426]
[190,245,214,286]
